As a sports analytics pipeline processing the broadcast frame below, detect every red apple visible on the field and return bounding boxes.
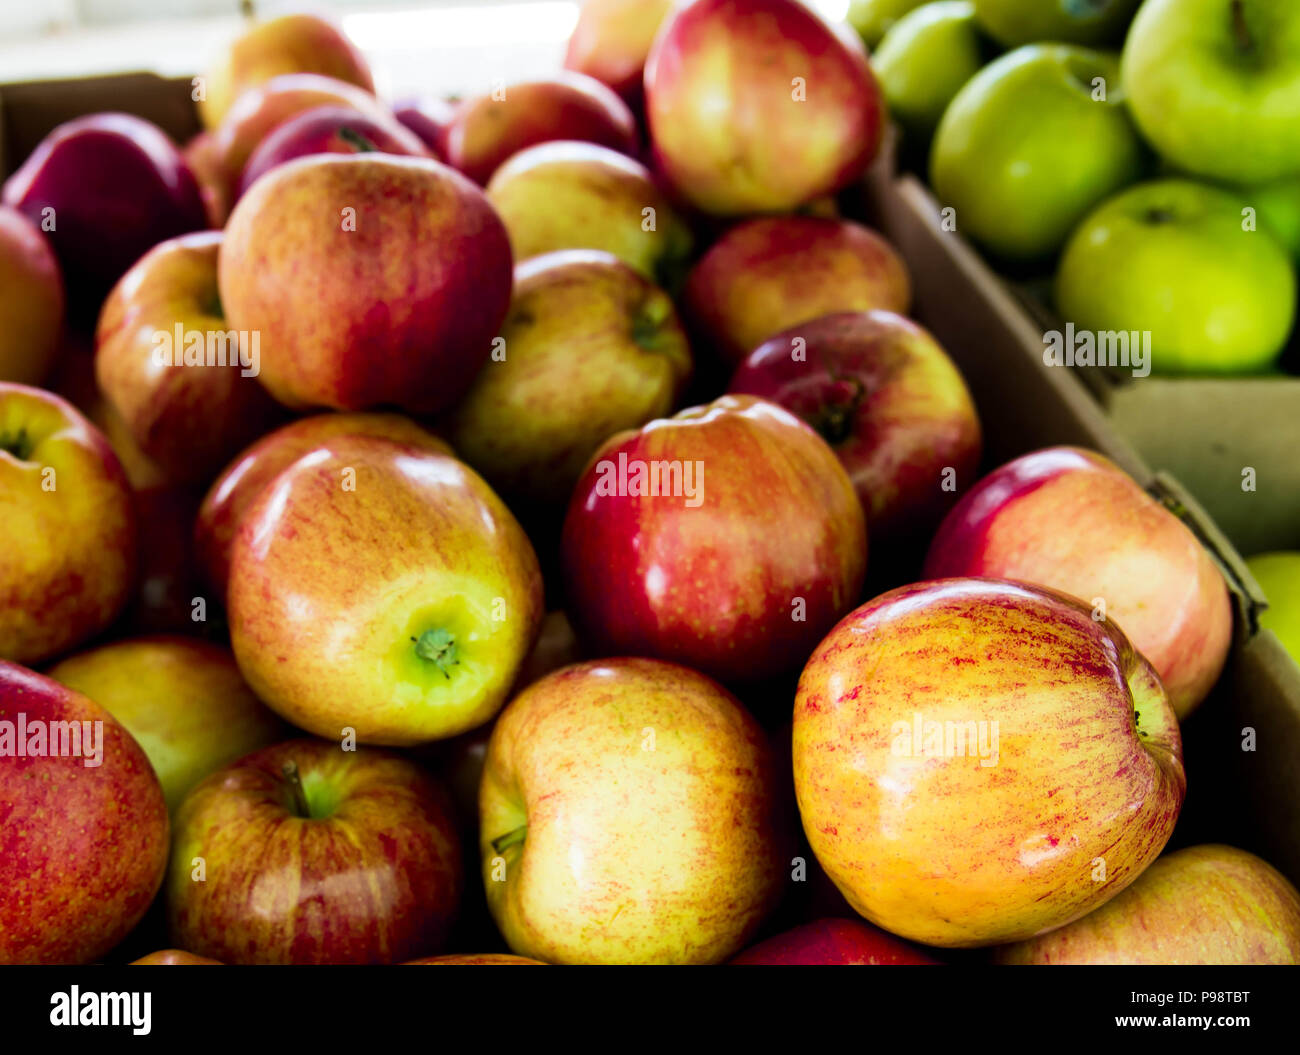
[728,311,981,539]
[564,0,674,110]
[95,230,283,486]
[394,95,459,157]
[0,661,168,964]
[228,435,543,745]
[731,918,940,964]
[194,412,453,606]
[0,383,137,665]
[561,394,867,683]
[683,216,911,367]
[444,73,639,185]
[182,131,232,228]
[0,205,64,386]
[199,12,375,130]
[2,113,207,317]
[130,949,222,965]
[238,105,430,197]
[219,154,512,413]
[166,738,462,965]
[923,447,1233,719]
[644,0,884,214]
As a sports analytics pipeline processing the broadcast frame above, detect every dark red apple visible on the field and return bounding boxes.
[731,918,941,965]
[393,95,459,157]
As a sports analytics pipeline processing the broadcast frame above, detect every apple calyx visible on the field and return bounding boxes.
[281,760,313,818]
[1230,0,1254,54]
[491,825,527,855]
[338,126,380,153]
[810,376,866,447]
[0,425,32,461]
[413,628,459,679]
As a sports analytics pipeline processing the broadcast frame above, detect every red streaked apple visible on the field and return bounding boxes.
[561,394,866,683]
[564,0,673,110]
[2,113,207,316]
[0,205,64,386]
[793,577,1186,948]
[166,738,462,965]
[198,11,375,130]
[95,230,283,486]
[228,434,543,746]
[238,104,430,197]
[130,949,222,965]
[47,636,287,813]
[446,250,692,506]
[644,0,884,215]
[923,446,1233,719]
[994,844,1300,964]
[219,153,513,414]
[731,918,940,965]
[0,661,168,964]
[728,310,981,540]
[0,383,137,665]
[444,73,639,186]
[485,140,692,283]
[683,216,911,367]
[480,658,790,964]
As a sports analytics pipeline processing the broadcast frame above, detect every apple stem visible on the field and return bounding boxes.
[282,760,311,818]
[491,825,527,855]
[413,629,459,679]
[1230,0,1253,52]
[338,126,379,153]
[0,426,30,461]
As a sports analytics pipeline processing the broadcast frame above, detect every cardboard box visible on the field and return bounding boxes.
[5,73,1300,889]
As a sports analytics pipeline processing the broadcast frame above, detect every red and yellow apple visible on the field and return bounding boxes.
[731,918,940,965]
[793,578,1185,947]
[1,383,137,665]
[228,435,543,745]
[0,661,168,964]
[564,0,674,110]
[480,658,789,964]
[923,447,1233,719]
[130,949,222,965]
[0,205,64,386]
[167,738,461,964]
[683,216,911,366]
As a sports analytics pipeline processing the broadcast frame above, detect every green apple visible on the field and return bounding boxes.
[1245,177,1300,259]
[1056,179,1298,374]
[872,2,986,142]
[971,0,1140,46]
[930,44,1147,261]
[1247,552,1300,667]
[847,0,928,47]
[1122,0,1300,185]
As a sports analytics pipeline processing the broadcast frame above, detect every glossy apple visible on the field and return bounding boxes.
[970,0,1140,47]
[211,73,394,197]
[199,12,374,130]
[561,394,866,683]
[728,310,981,540]
[794,578,1185,947]
[0,661,168,964]
[683,216,911,367]
[1056,179,1297,374]
[485,140,692,284]
[731,918,940,965]
[393,95,458,157]
[0,383,136,665]
[167,738,461,964]
[481,658,789,964]
[47,636,286,813]
[229,435,543,745]
[563,0,673,110]
[930,44,1147,261]
[219,154,512,413]
[645,0,883,215]
[238,104,430,197]
[995,845,1300,964]
[871,1,985,142]
[195,412,452,605]
[924,447,1232,719]
[1247,552,1300,667]
[447,250,692,506]
[1121,0,1300,184]
[95,230,283,486]
[444,73,638,185]
[130,949,222,965]
[406,954,543,964]
[847,0,928,46]
[0,206,63,386]
[2,113,207,316]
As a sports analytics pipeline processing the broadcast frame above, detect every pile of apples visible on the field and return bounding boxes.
[861,0,1300,375]
[1,0,1299,967]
